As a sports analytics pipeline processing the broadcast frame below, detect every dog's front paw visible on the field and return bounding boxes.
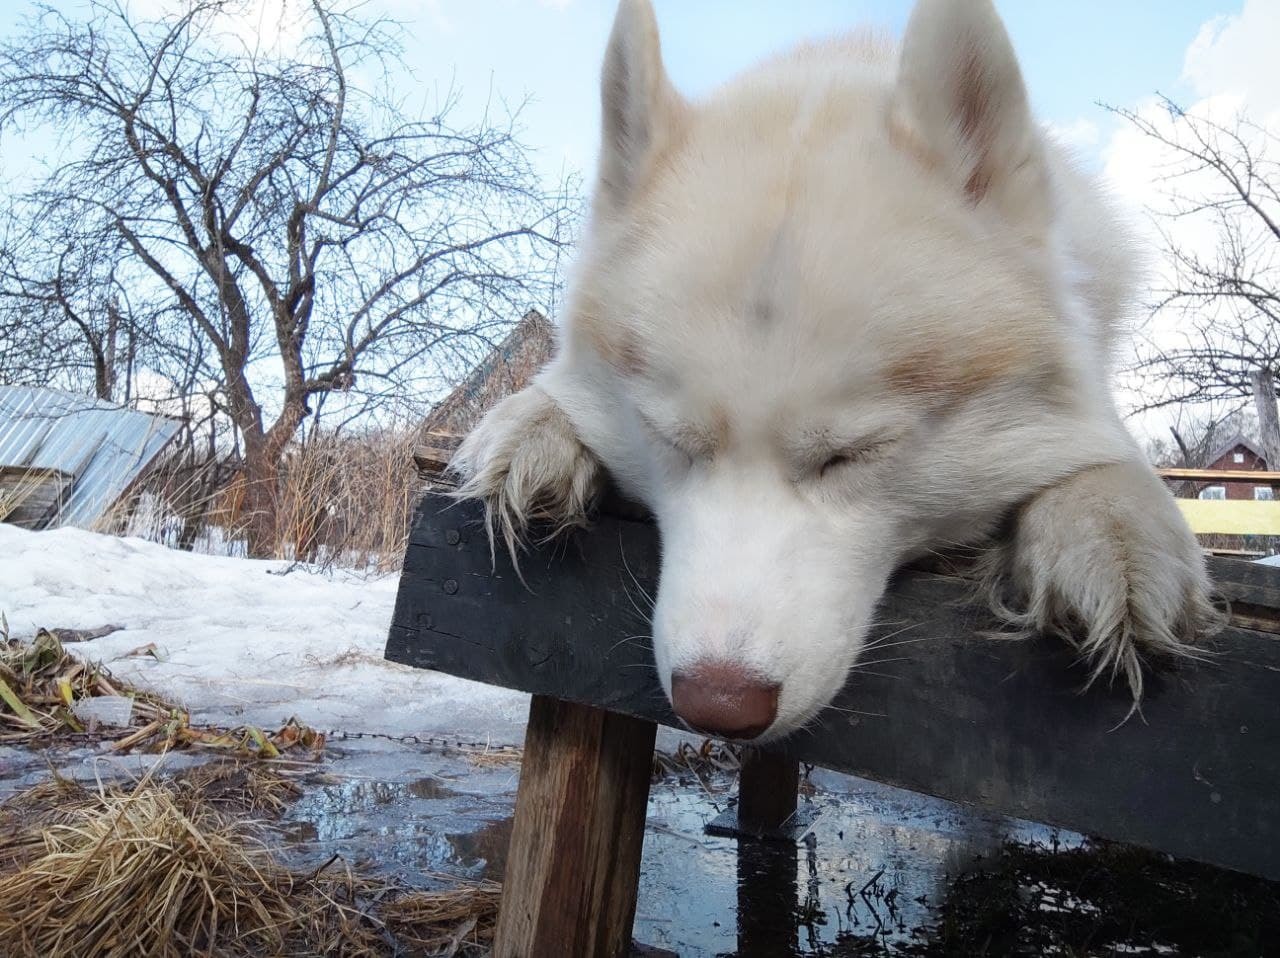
[451,385,603,554]
[987,460,1224,702]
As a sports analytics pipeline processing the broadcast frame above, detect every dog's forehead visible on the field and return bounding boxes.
[569,76,1065,408]
[576,208,1059,411]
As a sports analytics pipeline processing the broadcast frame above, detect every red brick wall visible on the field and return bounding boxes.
[1201,445,1275,501]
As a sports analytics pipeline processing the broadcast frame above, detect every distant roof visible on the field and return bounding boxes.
[423,309,555,436]
[1208,432,1266,468]
[0,385,181,529]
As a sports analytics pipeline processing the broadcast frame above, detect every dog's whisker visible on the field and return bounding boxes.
[618,535,656,609]
[852,656,912,669]
[860,635,934,653]
[821,705,888,718]
[620,583,654,626]
[865,622,925,646]
[607,633,653,654]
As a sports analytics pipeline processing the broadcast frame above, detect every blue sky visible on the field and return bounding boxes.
[0,0,1244,188]
[5,0,1272,432]
[393,0,1236,180]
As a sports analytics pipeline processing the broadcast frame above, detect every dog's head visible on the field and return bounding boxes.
[544,0,1136,740]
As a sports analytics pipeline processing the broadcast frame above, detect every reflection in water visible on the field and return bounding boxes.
[281,766,1076,955]
[448,816,514,880]
[633,780,1077,956]
[281,773,515,883]
[265,745,1276,957]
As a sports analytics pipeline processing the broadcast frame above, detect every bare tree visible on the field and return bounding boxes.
[0,0,571,555]
[0,206,156,402]
[1113,96,1280,461]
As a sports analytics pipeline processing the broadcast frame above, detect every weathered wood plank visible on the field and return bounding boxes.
[492,694,656,958]
[387,494,1280,880]
[1158,467,1280,483]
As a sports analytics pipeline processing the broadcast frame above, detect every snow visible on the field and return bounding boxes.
[0,524,529,744]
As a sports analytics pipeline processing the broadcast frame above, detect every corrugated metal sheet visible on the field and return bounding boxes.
[0,385,182,529]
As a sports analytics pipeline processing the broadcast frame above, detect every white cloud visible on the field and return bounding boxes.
[1182,0,1280,117]
[1104,0,1280,216]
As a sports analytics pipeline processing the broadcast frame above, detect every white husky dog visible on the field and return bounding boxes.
[454,0,1221,741]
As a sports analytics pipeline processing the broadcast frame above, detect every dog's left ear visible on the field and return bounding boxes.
[892,0,1049,230]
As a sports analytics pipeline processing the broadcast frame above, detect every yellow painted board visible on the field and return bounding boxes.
[1175,499,1280,536]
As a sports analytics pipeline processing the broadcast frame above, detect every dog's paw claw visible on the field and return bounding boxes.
[451,386,602,556]
[983,461,1225,703]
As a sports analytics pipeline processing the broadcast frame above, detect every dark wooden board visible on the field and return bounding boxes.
[387,494,1280,880]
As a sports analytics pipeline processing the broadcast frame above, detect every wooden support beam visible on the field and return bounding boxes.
[705,746,811,841]
[738,747,800,832]
[492,694,657,958]
[1158,466,1280,483]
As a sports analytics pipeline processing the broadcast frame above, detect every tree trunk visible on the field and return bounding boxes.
[234,392,310,559]
[1251,369,1280,471]
[240,438,281,559]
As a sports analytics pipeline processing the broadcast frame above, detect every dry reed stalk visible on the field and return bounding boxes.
[0,771,500,957]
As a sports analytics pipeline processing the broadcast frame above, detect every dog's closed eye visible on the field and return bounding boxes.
[638,413,712,466]
[814,437,898,479]
[818,452,858,477]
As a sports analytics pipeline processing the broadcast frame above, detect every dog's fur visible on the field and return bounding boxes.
[453,0,1223,739]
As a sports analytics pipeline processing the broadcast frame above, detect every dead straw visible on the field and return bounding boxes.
[0,769,499,957]
[0,626,325,760]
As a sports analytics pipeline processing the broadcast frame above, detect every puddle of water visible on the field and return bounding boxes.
[274,745,1087,955]
[6,737,1275,956]
[282,772,515,882]
[279,746,518,884]
[632,775,1076,957]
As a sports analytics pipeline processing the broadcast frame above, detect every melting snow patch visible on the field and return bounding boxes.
[0,523,528,744]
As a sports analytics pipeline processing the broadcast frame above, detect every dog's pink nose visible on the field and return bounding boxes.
[670,661,780,740]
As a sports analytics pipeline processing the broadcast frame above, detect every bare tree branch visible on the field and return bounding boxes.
[0,0,575,555]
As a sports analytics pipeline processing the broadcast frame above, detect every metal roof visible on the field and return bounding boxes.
[0,385,182,529]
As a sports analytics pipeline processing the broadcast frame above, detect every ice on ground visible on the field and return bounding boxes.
[0,523,529,744]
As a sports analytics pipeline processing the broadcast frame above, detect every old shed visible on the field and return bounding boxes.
[0,385,180,530]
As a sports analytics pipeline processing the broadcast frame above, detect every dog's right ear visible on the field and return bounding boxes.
[597,0,682,209]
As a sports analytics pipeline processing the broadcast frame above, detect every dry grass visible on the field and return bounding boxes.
[0,773,381,957]
[463,744,523,769]
[652,738,741,783]
[381,880,502,955]
[274,426,424,572]
[0,625,326,760]
[101,423,428,571]
[0,622,177,746]
[0,769,500,957]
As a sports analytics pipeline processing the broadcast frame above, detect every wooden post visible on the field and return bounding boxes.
[734,747,802,952]
[706,745,808,840]
[493,694,657,958]
[738,747,800,833]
